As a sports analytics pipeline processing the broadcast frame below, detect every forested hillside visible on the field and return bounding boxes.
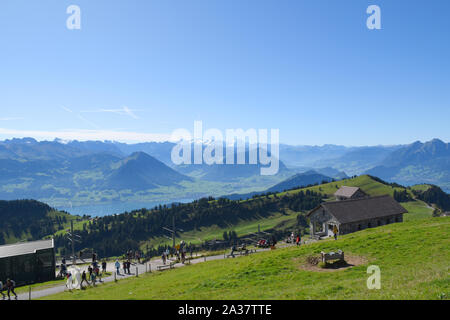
[54,190,324,257]
[0,200,72,245]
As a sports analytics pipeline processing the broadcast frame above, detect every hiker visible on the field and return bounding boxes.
[59,263,67,277]
[115,260,121,275]
[102,261,107,274]
[333,225,339,240]
[88,265,93,278]
[6,279,17,300]
[126,260,131,274]
[62,257,66,265]
[81,270,89,288]
[296,234,300,246]
[92,252,97,264]
[135,251,141,264]
[123,261,127,274]
[230,245,236,258]
[90,270,96,286]
[162,252,166,265]
[66,272,73,290]
[0,280,6,299]
[271,235,277,248]
[95,266,102,282]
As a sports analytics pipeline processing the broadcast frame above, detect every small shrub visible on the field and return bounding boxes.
[306,255,320,266]
[318,262,327,269]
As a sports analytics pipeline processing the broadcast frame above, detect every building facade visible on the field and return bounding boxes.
[307,195,407,239]
[0,239,55,286]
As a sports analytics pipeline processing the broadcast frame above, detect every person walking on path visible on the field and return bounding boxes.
[6,279,17,300]
[90,271,96,286]
[162,252,166,265]
[115,260,121,275]
[296,234,300,246]
[333,225,339,240]
[126,260,131,274]
[101,261,107,274]
[0,280,6,299]
[230,245,236,258]
[80,270,89,288]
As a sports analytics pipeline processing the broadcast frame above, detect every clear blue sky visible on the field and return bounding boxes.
[0,0,449,145]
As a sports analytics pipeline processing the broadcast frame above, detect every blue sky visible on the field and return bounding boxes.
[0,0,449,145]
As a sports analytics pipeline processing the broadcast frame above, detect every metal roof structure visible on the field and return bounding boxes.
[0,239,54,259]
[334,186,365,198]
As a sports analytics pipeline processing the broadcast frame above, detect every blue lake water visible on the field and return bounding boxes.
[56,199,195,217]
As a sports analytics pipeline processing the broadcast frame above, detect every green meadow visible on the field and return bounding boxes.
[42,216,450,300]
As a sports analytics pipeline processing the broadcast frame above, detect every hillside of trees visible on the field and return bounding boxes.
[54,190,324,258]
[0,200,68,245]
[413,185,450,212]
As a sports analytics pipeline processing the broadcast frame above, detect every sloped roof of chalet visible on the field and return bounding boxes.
[334,186,365,198]
[0,239,54,259]
[307,195,408,224]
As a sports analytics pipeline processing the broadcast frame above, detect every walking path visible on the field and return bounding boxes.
[16,245,293,300]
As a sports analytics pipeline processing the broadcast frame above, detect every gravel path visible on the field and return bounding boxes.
[15,246,285,300]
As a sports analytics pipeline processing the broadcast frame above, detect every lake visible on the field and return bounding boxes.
[56,198,195,217]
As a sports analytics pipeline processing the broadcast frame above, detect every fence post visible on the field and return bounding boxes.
[136,266,138,277]
[149,263,152,273]
[29,286,31,300]
[114,271,117,282]
[204,256,206,262]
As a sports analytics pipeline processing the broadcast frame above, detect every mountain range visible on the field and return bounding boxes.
[0,137,448,211]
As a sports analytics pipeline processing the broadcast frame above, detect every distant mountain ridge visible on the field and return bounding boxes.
[0,137,448,208]
[266,170,333,193]
[104,152,191,190]
[366,139,450,191]
[223,170,335,200]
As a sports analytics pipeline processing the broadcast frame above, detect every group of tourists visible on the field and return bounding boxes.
[160,241,194,265]
[0,279,17,300]
[114,258,133,275]
[288,232,302,246]
[62,252,107,289]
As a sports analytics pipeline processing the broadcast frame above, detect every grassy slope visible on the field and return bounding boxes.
[278,175,422,198]
[42,216,450,300]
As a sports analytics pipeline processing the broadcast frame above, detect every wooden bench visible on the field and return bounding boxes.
[157,262,175,271]
[321,250,344,263]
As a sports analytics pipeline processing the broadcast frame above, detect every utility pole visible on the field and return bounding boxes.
[66,220,81,266]
[162,215,183,249]
[71,221,75,265]
[172,215,175,248]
